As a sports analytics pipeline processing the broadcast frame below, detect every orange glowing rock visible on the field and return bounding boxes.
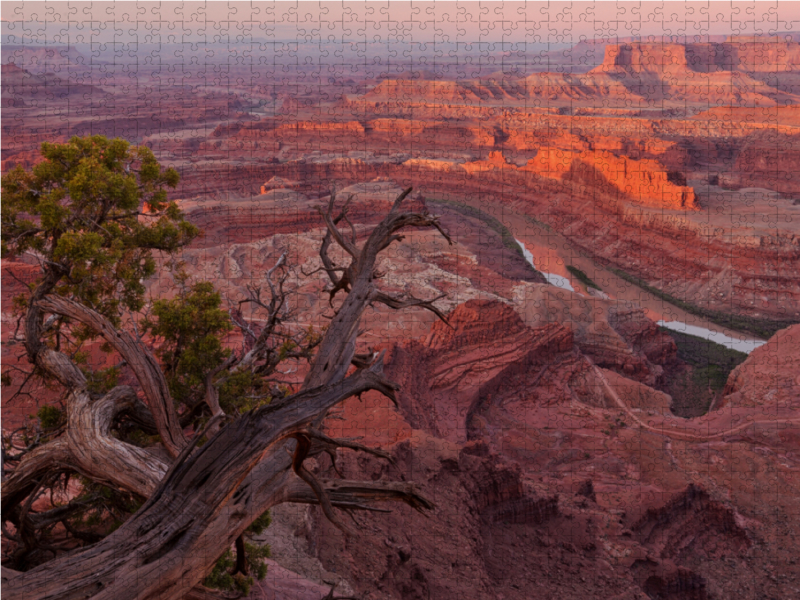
[526,148,697,210]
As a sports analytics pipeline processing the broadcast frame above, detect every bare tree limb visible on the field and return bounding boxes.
[317,206,359,259]
[372,291,451,325]
[36,294,187,457]
[306,427,396,464]
[1,438,72,517]
[303,188,452,389]
[231,252,291,375]
[291,433,353,535]
[285,478,435,514]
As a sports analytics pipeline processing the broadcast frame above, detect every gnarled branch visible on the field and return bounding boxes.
[285,479,434,514]
[1,438,73,516]
[66,385,169,496]
[303,188,452,390]
[317,193,359,260]
[36,294,186,457]
[372,291,450,324]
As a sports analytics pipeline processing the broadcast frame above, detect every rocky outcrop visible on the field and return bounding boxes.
[526,148,698,210]
[607,305,678,366]
[270,302,800,600]
[632,484,751,560]
[591,42,800,106]
[629,484,753,600]
[720,324,800,409]
[384,300,575,442]
[513,286,675,386]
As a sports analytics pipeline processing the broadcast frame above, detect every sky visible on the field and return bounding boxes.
[4,1,800,48]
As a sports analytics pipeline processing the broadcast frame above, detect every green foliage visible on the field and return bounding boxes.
[203,550,237,592]
[204,510,272,593]
[566,265,601,290]
[660,326,749,418]
[143,278,282,419]
[1,135,198,324]
[247,510,272,535]
[88,366,120,394]
[37,405,65,429]
[69,350,120,393]
[203,541,271,595]
[144,281,233,406]
[245,541,271,580]
[233,573,253,596]
[219,369,269,415]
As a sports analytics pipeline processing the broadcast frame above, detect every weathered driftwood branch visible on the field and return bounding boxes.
[66,385,168,496]
[4,358,400,600]
[372,291,451,323]
[305,427,395,478]
[285,478,434,513]
[1,438,73,516]
[4,187,445,600]
[36,295,187,457]
[291,432,353,534]
[304,187,452,389]
[2,384,170,514]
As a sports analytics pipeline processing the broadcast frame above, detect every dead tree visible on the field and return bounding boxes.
[2,186,450,599]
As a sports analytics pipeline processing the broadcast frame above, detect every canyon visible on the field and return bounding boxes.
[3,32,800,599]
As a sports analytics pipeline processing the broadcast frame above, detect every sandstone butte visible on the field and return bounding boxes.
[448,149,697,211]
[524,148,698,210]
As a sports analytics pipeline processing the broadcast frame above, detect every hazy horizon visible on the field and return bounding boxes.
[4,1,800,49]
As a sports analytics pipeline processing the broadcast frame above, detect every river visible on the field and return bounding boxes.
[513,237,765,354]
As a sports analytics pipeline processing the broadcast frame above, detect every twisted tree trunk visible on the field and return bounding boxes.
[2,189,447,599]
[4,364,414,600]
[37,294,187,457]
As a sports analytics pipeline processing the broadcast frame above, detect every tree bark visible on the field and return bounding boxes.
[3,190,445,599]
[3,363,403,600]
[304,189,451,389]
[65,385,168,496]
[1,384,169,514]
[36,295,187,457]
[1,438,73,516]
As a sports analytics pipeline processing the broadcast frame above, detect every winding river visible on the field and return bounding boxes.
[514,238,765,354]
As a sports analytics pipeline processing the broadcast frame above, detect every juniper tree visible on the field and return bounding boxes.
[1,136,447,599]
